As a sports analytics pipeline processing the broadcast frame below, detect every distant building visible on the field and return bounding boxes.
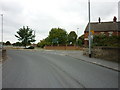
[84,17,120,46]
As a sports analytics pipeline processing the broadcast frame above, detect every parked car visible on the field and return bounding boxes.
[25,46,35,49]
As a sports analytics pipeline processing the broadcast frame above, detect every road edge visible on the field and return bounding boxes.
[66,55,119,72]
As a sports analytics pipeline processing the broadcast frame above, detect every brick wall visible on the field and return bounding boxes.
[83,47,120,62]
[0,50,1,63]
[0,49,7,63]
[44,46,83,50]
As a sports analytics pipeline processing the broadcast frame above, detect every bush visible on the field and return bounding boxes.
[93,35,120,47]
[37,39,51,48]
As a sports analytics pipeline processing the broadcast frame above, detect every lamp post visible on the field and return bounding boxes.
[34,30,35,41]
[77,28,79,38]
[33,30,35,46]
[76,28,79,46]
[88,0,91,58]
[1,14,3,50]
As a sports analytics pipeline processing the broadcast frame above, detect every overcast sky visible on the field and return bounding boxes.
[0,0,119,43]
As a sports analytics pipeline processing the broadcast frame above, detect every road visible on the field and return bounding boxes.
[2,50,118,88]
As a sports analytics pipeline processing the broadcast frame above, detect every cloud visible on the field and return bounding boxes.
[0,0,119,43]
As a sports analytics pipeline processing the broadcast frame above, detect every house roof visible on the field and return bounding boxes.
[85,21,120,32]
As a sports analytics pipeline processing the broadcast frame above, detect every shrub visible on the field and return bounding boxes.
[93,35,120,47]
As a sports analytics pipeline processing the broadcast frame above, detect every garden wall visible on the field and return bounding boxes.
[0,49,7,63]
[0,50,1,63]
[44,46,83,50]
[83,47,120,62]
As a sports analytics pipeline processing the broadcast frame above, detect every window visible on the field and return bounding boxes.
[108,32,113,36]
[100,32,105,35]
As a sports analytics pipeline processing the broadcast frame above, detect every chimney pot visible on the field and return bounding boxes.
[113,16,117,22]
[98,17,101,23]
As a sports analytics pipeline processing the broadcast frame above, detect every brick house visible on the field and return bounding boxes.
[84,19,120,46]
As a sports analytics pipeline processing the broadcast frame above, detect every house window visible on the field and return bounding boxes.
[100,32,105,35]
[108,32,113,36]
[84,38,88,40]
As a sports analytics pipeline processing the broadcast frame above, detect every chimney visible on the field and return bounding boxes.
[113,16,117,22]
[98,17,101,24]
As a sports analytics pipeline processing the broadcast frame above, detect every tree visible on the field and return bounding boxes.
[77,35,84,46]
[48,28,68,45]
[37,40,46,48]
[5,41,11,45]
[12,42,22,46]
[15,26,36,48]
[37,39,51,48]
[67,31,77,45]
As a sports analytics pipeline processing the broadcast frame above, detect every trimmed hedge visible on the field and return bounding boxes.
[93,35,120,47]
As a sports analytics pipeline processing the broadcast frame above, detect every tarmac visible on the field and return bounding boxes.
[61,51,119,72]
[36,49,119,72]
[0,49,119,89]
[30,49,119,72]
[1,48,119,72]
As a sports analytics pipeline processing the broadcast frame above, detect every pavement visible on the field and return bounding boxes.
[65,51,119,72]
[42,50,119,72]
[2,50,118,88]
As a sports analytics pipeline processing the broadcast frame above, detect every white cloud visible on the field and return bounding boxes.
[0,0,119,43]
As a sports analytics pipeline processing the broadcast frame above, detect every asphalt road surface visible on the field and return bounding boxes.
[2,50,118,88]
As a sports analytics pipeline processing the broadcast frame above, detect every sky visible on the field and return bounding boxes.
[0,0,119,43]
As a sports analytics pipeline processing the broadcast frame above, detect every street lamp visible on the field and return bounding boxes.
[32,30,36,46]
[88,0,91,58]
[33,30,35,41]
[76,28,79,46]
[1,14,3,50]
[77,28,79,38]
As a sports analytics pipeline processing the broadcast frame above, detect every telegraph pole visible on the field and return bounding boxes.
[88,0,91,58]
[76,28,79,46]
[34,30,35,41]
[1,14,3,50]
[33,30,36,46]
[77,28,79,38]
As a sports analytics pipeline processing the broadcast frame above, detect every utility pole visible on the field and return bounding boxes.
[1,14,3,50]
[88,0,91,58]
[33,30,36,46]
[77,28,79,38]
[76,28,79,46]
[34,30,35,41]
